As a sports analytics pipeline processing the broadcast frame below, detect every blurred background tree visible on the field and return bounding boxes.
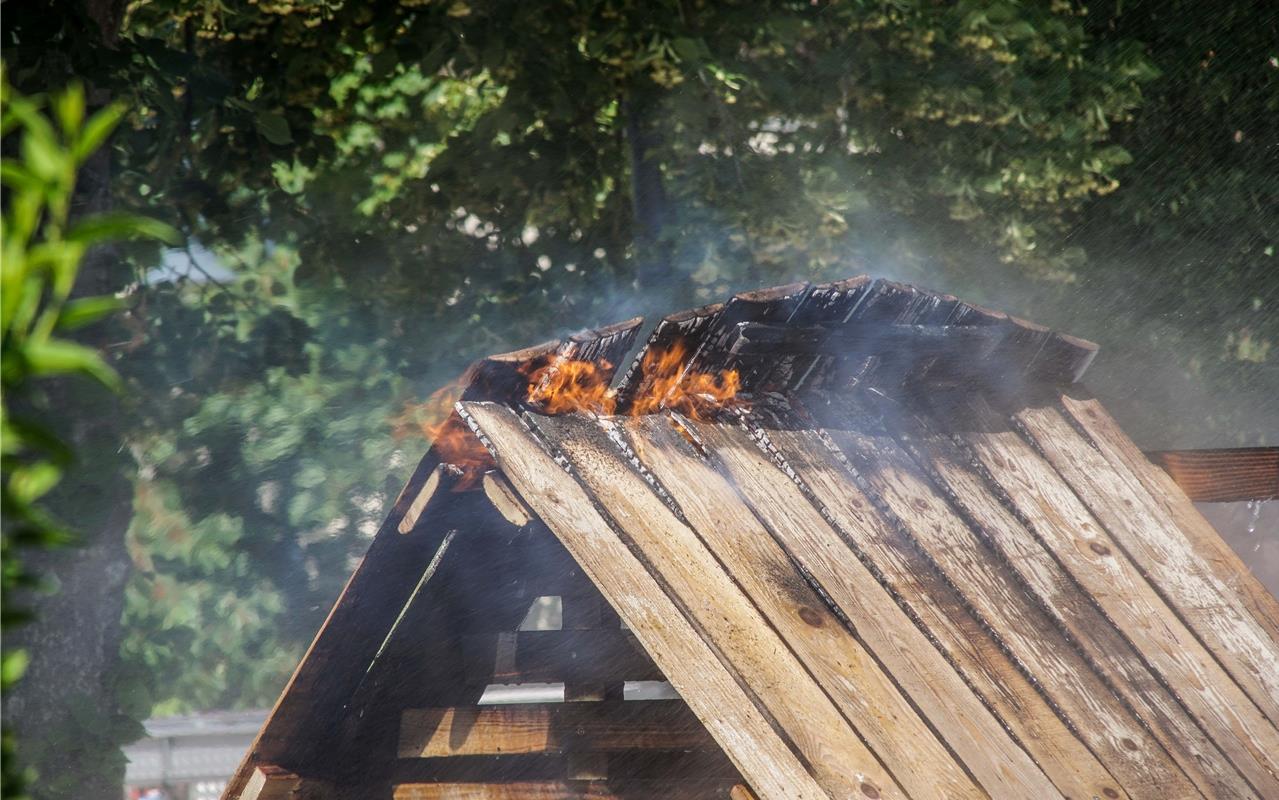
[1,1,1274,796]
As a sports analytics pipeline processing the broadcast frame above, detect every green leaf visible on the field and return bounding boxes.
[8,462,62,503]
[67,212,182,246]
[56,296,125,330]
[21,339,121,390]
[54,84,85,137]
[1,649,29,688]
[72,102,125,163]
[21,127,66,182]
[255,112,293,145]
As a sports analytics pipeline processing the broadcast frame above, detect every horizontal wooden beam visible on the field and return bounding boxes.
[400,701,708,758]
[1147,447,1279,502]
[393,780,745,799]
[462,630,661,685]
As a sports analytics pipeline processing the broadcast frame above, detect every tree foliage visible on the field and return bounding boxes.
[0,5,1274,790]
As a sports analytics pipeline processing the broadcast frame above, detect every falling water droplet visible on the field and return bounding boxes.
[1247,499,1262,536]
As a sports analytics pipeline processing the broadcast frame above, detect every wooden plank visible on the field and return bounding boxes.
[242,766,300,800]
[872,395,1259,799]
[544,413,983,800]
[1059,392,1279,649]
[1146,448,1279,503]
[393,781,740,800]
[676,415,1070,800]
[481,471,533,529]
[521,412,910,800]
[458,402,831,800]
[752,416,1130,800]
[624,412,1053,798]
[399,702,708,757]
[223,459,466,797]
[819,396,1203,794]
[225,319,640,798]
[950,393,1279,794]
[1015,402,1279,723]
[461,629,661,686]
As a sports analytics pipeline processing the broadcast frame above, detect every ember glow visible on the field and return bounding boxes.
[391,380,494,490]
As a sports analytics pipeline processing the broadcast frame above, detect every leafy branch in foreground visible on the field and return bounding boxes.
[1,72,179,799]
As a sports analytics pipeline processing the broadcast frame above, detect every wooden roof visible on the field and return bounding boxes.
[224,277,1279,800]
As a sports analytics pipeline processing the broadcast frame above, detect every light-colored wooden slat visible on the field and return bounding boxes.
[393,781,738,800]
[242,766,300,800]
[399,702,708,757]
[755,420,1131,800]
[669,416,1063,799]
[524,412,910,800]
[883,399,1258,799]
[1058,392,1279,650]
[581,413,988,800]
[953,393,1279,794]
[1015,402,1279,724]
[813,404,1212,798]
[458,402,829,800]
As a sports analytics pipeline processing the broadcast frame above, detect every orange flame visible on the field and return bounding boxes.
[391,379,493,490]
[393,341,744,491]
[627,340,743,421]
[525,341,743,420]
[524,357,618,415]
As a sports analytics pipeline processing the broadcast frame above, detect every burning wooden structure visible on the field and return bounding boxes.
[223,277,1279,800]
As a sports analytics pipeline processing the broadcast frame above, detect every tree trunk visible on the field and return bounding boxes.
[625,86,683,309]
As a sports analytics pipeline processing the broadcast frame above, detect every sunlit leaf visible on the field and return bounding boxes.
[21,339,122,390]
[68,212,182,246]
[72,102,125,163]
[56,296,126,330]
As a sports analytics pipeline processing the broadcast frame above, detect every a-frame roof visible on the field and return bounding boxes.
[224,277,1279,800]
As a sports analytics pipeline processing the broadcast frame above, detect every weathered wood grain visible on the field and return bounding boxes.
[523,411,909,800]
[716,412,1171,798]
[874,397,1255,799]
[814,397,1211,797]
[598,413,988,800]
[1015,401,1279,724]
[458,401,831,800]
[393,781,740,800]
[954,393,1279,794]
[399,702,708,758]
[1147,448,1279,503]
[242,766,301,800]
[753,417,1130,800]
[1059,392,1279,650]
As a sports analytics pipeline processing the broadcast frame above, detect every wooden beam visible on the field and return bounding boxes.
[1147,447,1279,502]
[523,411,915,800]
[242,766,300,800]
[1060,392,1279,648]
[663,413,1064,800]
[393,781,741,800]
[399,701,709,758]
[950,393,1279,794]
[867,393,1257,799]
[459,401,831,800]
[461,629,661,685]
[1015,403,1279,723]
